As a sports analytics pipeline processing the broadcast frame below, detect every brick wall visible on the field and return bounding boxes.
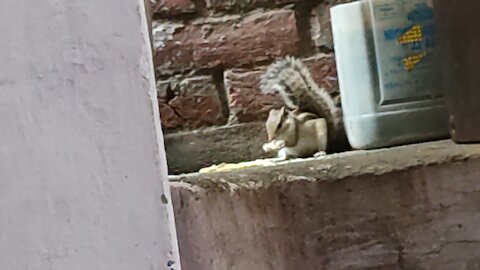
[151,0,352,133]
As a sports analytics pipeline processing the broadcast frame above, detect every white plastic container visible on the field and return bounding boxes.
[331,0,449,149]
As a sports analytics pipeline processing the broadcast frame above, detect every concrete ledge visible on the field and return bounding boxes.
[170,140,480,269]
[171,140,480,184]
[165,122,268,175]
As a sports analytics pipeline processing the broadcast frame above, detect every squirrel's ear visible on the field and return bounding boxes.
[266,108,283,141]
[279,106,286,115]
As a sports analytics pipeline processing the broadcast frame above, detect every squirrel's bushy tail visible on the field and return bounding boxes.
[260,56,344,146]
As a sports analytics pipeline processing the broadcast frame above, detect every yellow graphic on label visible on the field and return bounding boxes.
[397,24,426,71]
[397,25,423,44]
[402,52,427,71]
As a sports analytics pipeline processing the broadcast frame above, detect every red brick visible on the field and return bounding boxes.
[157,75,226,130]
[275,0,300,4]
[152,22,194,72]
[303,53,341,105]
[154,9,299,75]
[311,0,355,50]
[225,53,340,123]
[225,68,283,123]
[159,103,185,129]
[152,0,195,17]
[205,0,268,11]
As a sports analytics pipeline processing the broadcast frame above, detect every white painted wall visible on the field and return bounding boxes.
[0,0,181,269]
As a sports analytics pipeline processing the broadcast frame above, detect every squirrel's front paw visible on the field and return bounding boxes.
[314,151,326,158]
[262,140,285,153]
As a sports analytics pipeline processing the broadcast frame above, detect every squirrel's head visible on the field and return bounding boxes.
[265,107,297,147]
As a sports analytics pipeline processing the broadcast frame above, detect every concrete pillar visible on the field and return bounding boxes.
[0,1,181,269]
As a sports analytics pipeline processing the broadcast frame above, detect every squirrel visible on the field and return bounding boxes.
[262,106,328,159]
[259,56,346,159]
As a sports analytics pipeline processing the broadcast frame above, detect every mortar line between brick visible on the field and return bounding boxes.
[212,67,230,125]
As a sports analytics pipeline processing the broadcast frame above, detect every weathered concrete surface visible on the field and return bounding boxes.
[171,140,480,270]
[0,0,180,269]
[165,122,268,174]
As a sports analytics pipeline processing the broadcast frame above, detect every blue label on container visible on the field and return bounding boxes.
[407,3,434,22]
[369,0,441,105]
